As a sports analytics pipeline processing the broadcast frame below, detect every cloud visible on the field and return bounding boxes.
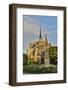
[23,16,57,38]
[23,16,40,35]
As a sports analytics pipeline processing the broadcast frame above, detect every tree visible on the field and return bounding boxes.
[23,53,28,65]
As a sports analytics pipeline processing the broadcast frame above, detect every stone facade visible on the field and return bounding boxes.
[27,28,51,66]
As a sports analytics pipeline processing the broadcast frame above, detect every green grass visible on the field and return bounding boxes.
[23,64,57,74]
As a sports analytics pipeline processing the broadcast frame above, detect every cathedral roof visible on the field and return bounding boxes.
[30,39,47,48]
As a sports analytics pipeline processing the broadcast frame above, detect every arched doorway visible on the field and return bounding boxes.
[41,57,44,64]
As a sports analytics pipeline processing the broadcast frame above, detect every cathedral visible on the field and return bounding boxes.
[27,27,51,66]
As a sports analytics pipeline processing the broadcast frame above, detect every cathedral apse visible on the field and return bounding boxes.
[23,15,57,74]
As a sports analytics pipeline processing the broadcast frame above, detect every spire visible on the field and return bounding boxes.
[45,33,47,40]
[39,26,42,40]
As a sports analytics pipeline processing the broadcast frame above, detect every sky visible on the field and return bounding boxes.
[23,15,57,53]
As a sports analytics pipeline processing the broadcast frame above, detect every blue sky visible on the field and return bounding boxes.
[23,15,57,53]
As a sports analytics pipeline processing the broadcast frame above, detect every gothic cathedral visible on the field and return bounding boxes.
[27,27,51,66]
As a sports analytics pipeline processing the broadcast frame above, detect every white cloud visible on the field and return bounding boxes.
[23,16,57,38]
[23,17,40,34]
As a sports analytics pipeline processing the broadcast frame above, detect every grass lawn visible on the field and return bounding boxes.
[23,64,57,74]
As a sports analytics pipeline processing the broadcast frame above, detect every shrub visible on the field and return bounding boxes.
[23,65,40,74]
[23,53,28,65]
[23,65,57,74]
[50,56,57,65]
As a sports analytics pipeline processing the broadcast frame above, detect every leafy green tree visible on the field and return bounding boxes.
[23,53,28,65]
